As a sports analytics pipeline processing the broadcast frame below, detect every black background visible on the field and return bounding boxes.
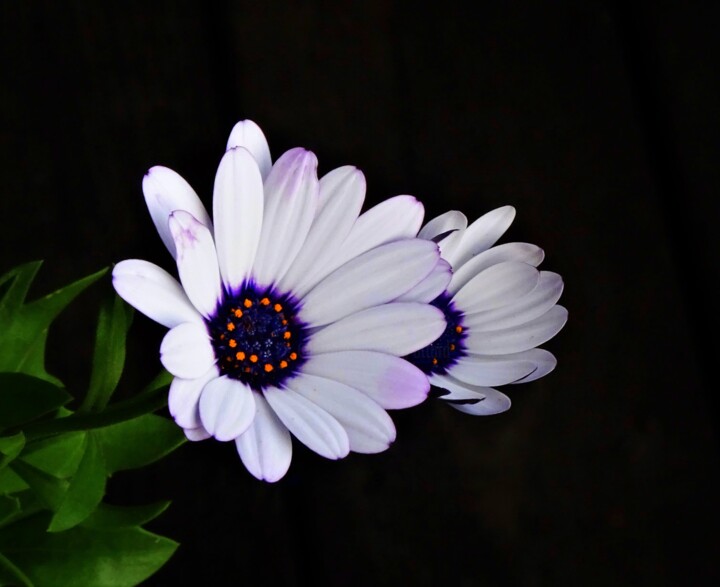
[2,1,719,585]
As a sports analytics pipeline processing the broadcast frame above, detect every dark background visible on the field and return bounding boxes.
[2,1,719,585]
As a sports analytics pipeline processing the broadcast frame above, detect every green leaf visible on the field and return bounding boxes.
[0,374,71,430]
[97,414,185,474]
[81,501,171,530]
[0,434,25,471]
[0,514,178,587]
[0,496,20,527]
[0,263,108,383]
[0,552,33,587]
[0,468,27,494]
[0,491,42,530]
[9,461,68,511]
[48,433,106,532]
[20,432,86,479]
[82,295,133,413]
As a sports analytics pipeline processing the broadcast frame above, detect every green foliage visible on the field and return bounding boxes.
[0,263,185,586]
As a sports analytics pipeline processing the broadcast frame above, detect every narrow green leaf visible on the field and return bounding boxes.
[0,433,25,471]
[9,461,68,511]
[81,501,172,530]
[0,491,42,530]
[0,552,33,587]
[0,514,178,587]
[0,265,108,382]
[82,295,133,413]
[0,496,20,527]
[20,432,86,479]
[98,414,185,474]
[0,468,27,494]
[48,433,106,532]
[0,374,71,430]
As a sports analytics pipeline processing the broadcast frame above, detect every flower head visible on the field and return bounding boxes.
[113,120,446,481]
[403,206,567,415]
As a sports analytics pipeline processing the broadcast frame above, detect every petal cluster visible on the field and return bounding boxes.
[113,120,445,481]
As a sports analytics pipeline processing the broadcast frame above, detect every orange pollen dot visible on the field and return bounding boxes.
[227,322,235,331]
[283,331,291,340]
[235,351,246,361]
[229,339,237,348]
[264,363,274,372]
[274,303,282,312]
[432,358,438,365]
[249,354,258,363]
[244,367,251,373]
[289,352,298,360]
[220,334,225,340]
[233,309,243,318]
[449,344,456,351]
[455,326,463,333]
[281,319,288,325]
[260,297,270,306]
[243,299,252,308]
[280,360,288,369]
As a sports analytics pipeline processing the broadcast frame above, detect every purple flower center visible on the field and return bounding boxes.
[405,293,466,375]
[207,284,307,391]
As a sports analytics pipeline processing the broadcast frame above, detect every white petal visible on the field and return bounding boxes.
[263,386,349,460]
[395,258,452,303]
[448,242,545,295]
[511,349,557,383]
[307,303,446,356]
[199,376,256,441]
[235,394,292,482]
[213,147,265,290]
[323,195,425,275]
[464,271,564,331]
[430,373,511,416]
[300,239,439,327]
[463,305,568,355]
[112,259,202,328]
[449,352,539,387]
[452,261,539,314]
[437,229,466,263]
[169,211,222,318]
[418,210,468,240]
[302,351,429,409]
[286,374,395,454]
[160,322,215,379]
[278,166,365,295]
[226,120,272,180]
[184,426,211,442]
[168,366,219,429]
[252,148,319,287]
[445,206,516,268]
[142,166,212,259]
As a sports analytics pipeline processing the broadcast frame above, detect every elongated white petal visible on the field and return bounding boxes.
[279,166,365,295]
[437,229,465,263]
[263,386,349,459]
[307,303,446,355]
[449,352,539,387]
[445,206,515,268]
[235,394,292,483]
[511,349,557,383]
[199,376,256,441]
[252,148,319,286]
[300,239,439,327]
[112,260,202,328]
[418,210,468,240]
[160,322,215,379]
[226,120,272,180]
[395,258,452,303]
[463,305,568,355]
[169,211,222,318]
[448,242,545,295]
[168,366,219,429]
[142,166,212,259]
[430,373,511,415]
[464,271,564,332]
[322,195,425,275]
[452,261,539,314]
[184,426,211,442]
[286,374,395,454]
[302,351,429,409]
[213,147,264,290]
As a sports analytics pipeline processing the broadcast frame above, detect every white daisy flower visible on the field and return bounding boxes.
[112,120,446,482]
[402,206,567,415]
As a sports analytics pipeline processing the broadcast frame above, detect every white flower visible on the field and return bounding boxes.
[402,206,567,415]
[113,120,446,481]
